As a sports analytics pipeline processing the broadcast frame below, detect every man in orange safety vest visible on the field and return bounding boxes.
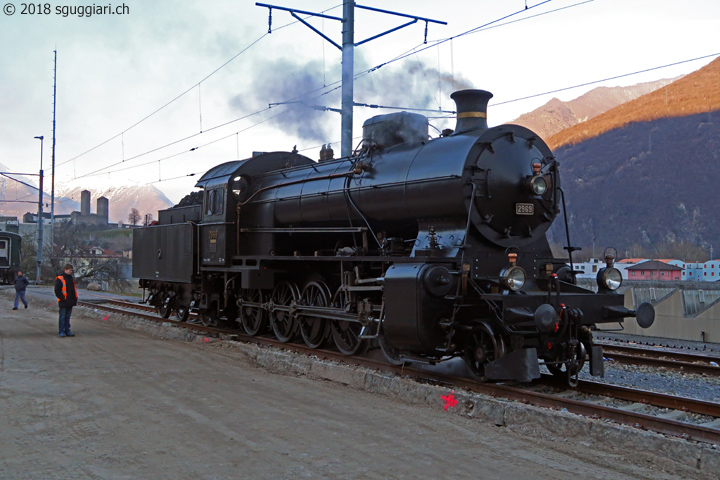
[54,264,78,338]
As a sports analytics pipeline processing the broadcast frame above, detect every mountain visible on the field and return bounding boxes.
[0,165,78,218]
[55,182,174,224]
[512,77,680,139]
[0,165,173,224]
[546,57,720,255]
[548,58,720,150]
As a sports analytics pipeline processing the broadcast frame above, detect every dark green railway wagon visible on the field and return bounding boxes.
[0,231,21,284]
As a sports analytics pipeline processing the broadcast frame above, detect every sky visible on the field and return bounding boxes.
[1,0,718,205]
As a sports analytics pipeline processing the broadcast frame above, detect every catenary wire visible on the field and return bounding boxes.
[61,1,714,189]
[60,5,343,167]
[491,52,720,107]
[59,2,559,178]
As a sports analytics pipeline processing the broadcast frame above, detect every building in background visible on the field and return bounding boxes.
[70,190,111,227]
[0,216,19,233]
[626,260,683,281]
[703,260,720,281]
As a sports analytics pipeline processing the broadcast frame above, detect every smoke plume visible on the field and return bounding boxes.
[229,55,474,144]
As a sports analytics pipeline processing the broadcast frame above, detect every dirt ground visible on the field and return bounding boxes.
[0,287,714,480]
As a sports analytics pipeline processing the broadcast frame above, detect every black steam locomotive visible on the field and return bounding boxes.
[133,89,654,385]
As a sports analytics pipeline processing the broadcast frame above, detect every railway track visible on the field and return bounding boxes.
[77,299,720,445]
[93,299,720,375]
[599,343,720,376]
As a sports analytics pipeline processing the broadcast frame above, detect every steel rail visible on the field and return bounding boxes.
[600,344,720,376]
[76,300,720,445]
[575,379,720,417]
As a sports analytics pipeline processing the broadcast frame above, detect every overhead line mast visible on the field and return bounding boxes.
[51,49,58,245]
[256,1,446,158]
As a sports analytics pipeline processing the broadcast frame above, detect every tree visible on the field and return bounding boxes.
[20,238,38,277]
[128,208,141,226]
[49,223,84,274]
[49,222,129,284]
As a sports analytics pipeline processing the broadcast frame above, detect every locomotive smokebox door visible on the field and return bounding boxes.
[465,125,558,249]
[384,263,455,354]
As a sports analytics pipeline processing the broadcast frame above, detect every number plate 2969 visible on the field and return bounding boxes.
[516,203,534,215]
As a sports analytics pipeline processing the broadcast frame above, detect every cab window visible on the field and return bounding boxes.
[205,188,224,216]
[205,190,216,215]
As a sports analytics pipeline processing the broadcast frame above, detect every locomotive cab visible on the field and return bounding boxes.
[194,152,315,266]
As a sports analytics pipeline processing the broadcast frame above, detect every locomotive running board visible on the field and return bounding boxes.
[484,348,541,383]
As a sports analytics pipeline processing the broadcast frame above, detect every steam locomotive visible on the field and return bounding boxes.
[133,89,654,385]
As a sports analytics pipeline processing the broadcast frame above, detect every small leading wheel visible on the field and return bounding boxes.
[157,296,171,319]
[298,281,331,349]
[463,322,506,381]
[379,327,406,366]
[547,342,587,383]
[237,289,266,336]
[176,305,190,322]
[329,287,367,356]
[200,312,219,327]
[269,281,299,343]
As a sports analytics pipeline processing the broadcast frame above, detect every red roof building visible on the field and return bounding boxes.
[626,260,683,281]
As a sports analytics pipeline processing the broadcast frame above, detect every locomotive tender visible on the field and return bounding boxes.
[133,89,654,385]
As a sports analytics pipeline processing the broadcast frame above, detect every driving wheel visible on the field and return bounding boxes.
[298,281,331,349]
[237,289,266,336]
[269,281,299,343]
[329,287,367,355]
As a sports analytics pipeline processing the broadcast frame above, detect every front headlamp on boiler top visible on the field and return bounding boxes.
[597,249,622,291]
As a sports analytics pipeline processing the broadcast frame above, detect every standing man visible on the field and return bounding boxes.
[54,264,77,338]
[13,270,29,310]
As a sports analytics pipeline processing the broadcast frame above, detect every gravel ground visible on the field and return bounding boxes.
[585,333,720,403]
[598,331,720,353]
[580,362,720,403]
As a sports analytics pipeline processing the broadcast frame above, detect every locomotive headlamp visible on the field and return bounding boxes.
[597,267,622,291]
[528,162,548,195]
[500,266,526,292]
[597,247,621,290]
[529,175,548,195]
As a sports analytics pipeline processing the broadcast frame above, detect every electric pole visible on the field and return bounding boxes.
[34,135,45,284]
[340,1,354,159]
[51,49,57,245]
[256,2,446,158]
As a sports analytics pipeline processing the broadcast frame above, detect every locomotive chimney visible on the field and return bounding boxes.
[450,89,493,133]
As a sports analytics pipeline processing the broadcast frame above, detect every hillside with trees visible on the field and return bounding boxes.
[512,77,679,139]
[546,57,720,260]
[548,57,720,150]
